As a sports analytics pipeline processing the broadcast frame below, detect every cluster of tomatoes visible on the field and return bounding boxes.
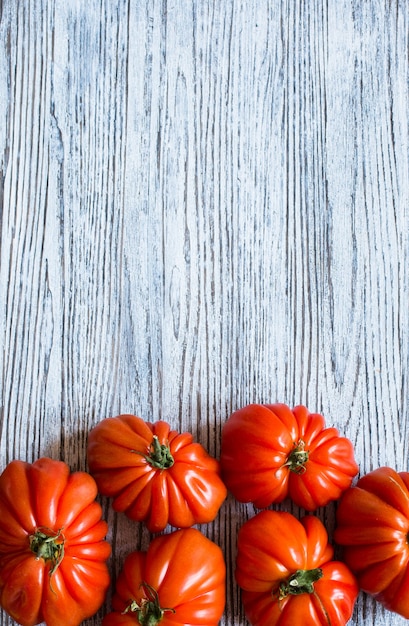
[221,404,409,624]
[0,404,408,626]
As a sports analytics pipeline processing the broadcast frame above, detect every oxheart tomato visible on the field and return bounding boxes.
[236,510,358,626]
[334,466,409,618]
[102,527,226,625]
[220,403,358,510]
[87,415,227,533]
[0,457,111,626]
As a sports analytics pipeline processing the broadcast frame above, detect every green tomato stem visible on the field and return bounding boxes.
[278,568,323,600]
[138,435,174,470]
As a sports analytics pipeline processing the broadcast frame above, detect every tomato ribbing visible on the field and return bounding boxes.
[236,510,358,626]
[0,458,111,626]
[335,467,409,619]
[88,416,227,532]
[220,403,359,511]
[103,528,226,626]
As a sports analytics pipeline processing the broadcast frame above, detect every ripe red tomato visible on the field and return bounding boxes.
[220,403,358,510]
[334,466,409,618]
[0,457,111,626]
[102,527,226,625]
[236,510,358,626]
[87,415,227,533]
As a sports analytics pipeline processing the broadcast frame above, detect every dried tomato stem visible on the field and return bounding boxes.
[123,582,175,625]
[283,439,309,474]
[29,527,65,579]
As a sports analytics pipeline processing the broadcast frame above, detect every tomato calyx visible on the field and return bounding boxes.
[29,527,65,578]
[277,568,323,600]
[136,436,175,470]
[123,582,175,625]
[283,439,309,474]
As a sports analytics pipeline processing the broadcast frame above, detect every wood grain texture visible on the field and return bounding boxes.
[0,0,408,624]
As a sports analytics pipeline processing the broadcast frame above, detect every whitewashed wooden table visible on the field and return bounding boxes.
[1,1,408,625]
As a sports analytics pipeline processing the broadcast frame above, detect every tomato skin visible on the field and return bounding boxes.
[220,403,358,510]
[236,510,358,626]
[0,457,111,626]
[102,527,226,625]
[87,415,227,532]
[334,466,409,618]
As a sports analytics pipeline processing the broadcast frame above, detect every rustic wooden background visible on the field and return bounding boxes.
[1,1,408,624]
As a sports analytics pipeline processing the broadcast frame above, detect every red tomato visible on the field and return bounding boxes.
[0,457,111,626]
[87,415,227,533]
[236,510,358,626]
[220,403,358,510]
[102,527,226,625]
[334,466,409,618]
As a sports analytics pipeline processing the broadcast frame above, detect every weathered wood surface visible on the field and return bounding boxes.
[0,1,408,624]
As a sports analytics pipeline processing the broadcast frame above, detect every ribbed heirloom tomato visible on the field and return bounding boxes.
[87,415,227,533]
[220,403,358,510]
[334,466,409,618]
[236,510,358,626]
[0,457,111,626]
[103,528,226,625]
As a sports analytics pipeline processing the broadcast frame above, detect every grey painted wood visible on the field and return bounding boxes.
[0,0,408,624]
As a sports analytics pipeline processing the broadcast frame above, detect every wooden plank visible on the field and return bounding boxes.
[0,0,408,624]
